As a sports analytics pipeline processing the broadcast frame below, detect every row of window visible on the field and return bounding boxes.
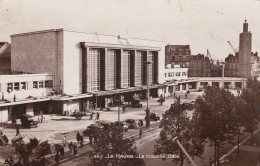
[165,72,187,78]
[7,80,53,92]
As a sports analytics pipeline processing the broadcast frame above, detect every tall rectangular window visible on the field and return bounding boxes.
[39,81,43,88]
[33,81,38,89]
[21,82,26,90]
[122,50,130,88]
[88,49,100,92]
[135,51,143,86]
[106,50,116,90]
[148,52,154,85]
[7,83,13,92]
[14,82,19,90]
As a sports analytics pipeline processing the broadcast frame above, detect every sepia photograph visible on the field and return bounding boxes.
[0,0,260,165]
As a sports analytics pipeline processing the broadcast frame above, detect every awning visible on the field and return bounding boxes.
[51,93,93,101]
[0,97,51,107]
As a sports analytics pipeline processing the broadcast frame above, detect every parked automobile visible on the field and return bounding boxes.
[131,99,142,108]
[96,120,112,130]
[125,119,138,129]
[20,114,38,128]
[145,113,160,121]
[83,124,102,136]
[113,121,128,132]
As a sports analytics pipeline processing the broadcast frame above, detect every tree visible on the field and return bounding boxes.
[89,124,144,166]
[240,78,260,141]
[193,86,236,166]
[231,96,247,156]
[154,98,205,166]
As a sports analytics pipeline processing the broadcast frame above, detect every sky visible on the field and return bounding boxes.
[0,0,260,61]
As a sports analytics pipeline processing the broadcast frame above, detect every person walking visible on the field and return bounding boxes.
[139,127,142,138]
[122,105,126,113]
[96,112,100,120]
[80,135,83,147]
[60,146,64,159]
[89,135,93,146]
[16,126,20,136]
[90,113,93,120]
[63,136,67,147]
[76,131,80,143]
[73,143,78,156]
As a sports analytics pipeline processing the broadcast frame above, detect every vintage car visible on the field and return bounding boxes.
[83,124,103,136]
[113,121,129,132]
[145,113,160,121]
[96,120,113,130]
[20,114,38,128]
[131,99,142,108]
[125,119,138,129]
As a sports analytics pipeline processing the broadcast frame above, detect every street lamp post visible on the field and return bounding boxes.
[145,61,152,128]
[220,62,226,89]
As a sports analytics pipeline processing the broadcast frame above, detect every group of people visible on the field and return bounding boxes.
[89,112,100,120]
[38,115,45,123]
[88,134,98,146]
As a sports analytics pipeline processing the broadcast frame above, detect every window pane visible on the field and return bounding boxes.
[33,81,38,88]
[14,82,19,90]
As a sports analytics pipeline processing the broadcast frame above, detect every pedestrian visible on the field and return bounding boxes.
[94,135,97,144]
[16,126,20,136]
[0,130,3,136]
[89,135,93,145]
[96,112,100,120]
[76,131,80,143]
[54,153,60,164]
[63,136,67,147]
[160,98,163,105]
[173,92,176,98]
[123,105,126,113]
[60,146,64,159]
[185,93,187,99]
[73,143,78,156]
[68,142,73,155]
[139,127,142,138]
[90,113,93,120]
[40,115,43,123]
[2,92,4,100]
[80,136,83,147]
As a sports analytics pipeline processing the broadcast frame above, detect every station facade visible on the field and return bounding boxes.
[0,29,166,122]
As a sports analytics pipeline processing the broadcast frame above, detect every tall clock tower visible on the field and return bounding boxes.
[238,19,252,77]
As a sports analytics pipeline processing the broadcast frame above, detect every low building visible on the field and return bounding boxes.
[160,65,198,97]
[0,73,54,122]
